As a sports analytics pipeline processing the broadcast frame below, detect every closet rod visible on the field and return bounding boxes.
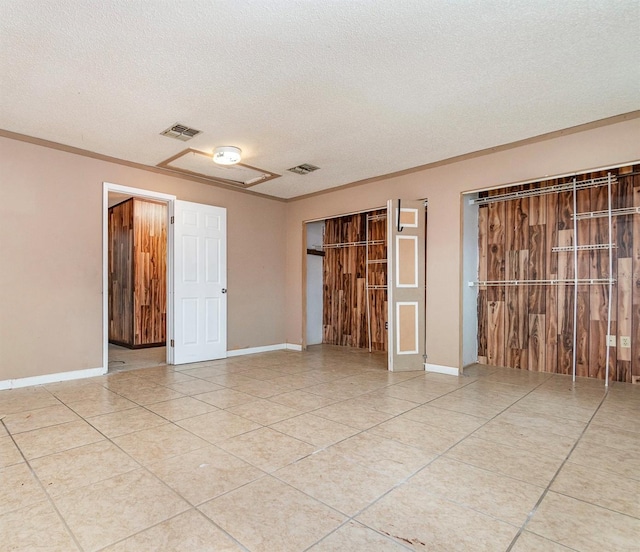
[470,175,617,206]
[552,243,616,252]
[469,278,615,287]
[367,214,387,221]
[573,206,639,220]
[323,239,385,249]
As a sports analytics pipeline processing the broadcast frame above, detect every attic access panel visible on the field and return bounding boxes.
[158,149,280,189]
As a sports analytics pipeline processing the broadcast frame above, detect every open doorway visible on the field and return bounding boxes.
[102,183,175,373]
[303,201,428,371]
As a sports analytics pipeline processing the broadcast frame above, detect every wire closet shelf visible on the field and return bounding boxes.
[469,172,623,386]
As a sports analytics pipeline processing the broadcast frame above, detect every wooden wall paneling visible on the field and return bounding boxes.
[505,196,529,369]
[506,250,529,369]
[616,174,635,258]
[487,200,506,301]
[478,206,488,282]
[589,184,611,380]
[555,187,574,376]
[528,224,545,372]
[323,216,338,345]
[366,212,387,351]
[617,257,632,380]
[528,313,545,372]
[545,188,559,373]
[477,206,488,362]
[576,290,590,377]
[132,199,167,347]
[486,198,505,366]
[614,170,635,381]
[487,299,505,367]
[477,289,488,363]
[475,166,636,382]
[528,186,546,373]
[556,228,574,376]
[528,187,547,226]
[505,256,520,368]
[632,173,640,381]
[528,223,545,312]
[575,189,591,377]
[108,199,134,346]
[323,210,387,351]
[108,198,167,348]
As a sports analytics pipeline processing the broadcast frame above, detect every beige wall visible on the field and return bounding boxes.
[2,115,638,382]
[285,116,640,369]
[0,136,287,381]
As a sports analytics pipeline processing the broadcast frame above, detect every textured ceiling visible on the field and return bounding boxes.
[1,1,638,199]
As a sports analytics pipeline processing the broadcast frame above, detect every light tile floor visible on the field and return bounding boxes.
[1,345,639,551]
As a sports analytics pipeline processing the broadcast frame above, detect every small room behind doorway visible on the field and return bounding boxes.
[107,193,168,371]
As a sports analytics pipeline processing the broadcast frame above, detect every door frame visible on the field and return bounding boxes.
[102,182,176,370]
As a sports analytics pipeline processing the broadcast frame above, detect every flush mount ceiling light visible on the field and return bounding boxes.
[213,146,242,165]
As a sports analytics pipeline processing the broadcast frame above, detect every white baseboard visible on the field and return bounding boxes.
[0,367,108,391]
[227,344,287,357]
[424,363,460,376]
[285,343,303,351]
[227,343,303,357]
[2,344,307,389]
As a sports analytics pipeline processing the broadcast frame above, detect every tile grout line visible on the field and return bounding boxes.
[328,373,563,548]
[0,416,86,552]
[504,386,611,552]
[4,353,631,551]
[0,363,526,552]
[137,365,461,551]
[61,393,256,552]
[3,380,255,551]
[274,371,555,550]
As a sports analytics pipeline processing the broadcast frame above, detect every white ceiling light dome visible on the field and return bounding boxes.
[213,146,242,165]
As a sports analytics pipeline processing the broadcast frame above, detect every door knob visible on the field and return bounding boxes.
[221,288,227,294]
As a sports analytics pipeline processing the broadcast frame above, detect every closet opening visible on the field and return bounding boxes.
[304,202,428,370]
[461,163,639,386]
[104,185,174,373]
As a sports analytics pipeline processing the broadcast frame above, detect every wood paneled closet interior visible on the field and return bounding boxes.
[108,197,167,348]
[320,207,427,354]
[473,164,639,383]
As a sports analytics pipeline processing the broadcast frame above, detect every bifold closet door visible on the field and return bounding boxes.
[387,199,426,371]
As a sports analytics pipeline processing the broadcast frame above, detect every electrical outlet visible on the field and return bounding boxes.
[620,336,631,348]
[607,335,616,347]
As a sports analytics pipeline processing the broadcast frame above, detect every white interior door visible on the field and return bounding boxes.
[387,199,426,371]
[172,200,227,364]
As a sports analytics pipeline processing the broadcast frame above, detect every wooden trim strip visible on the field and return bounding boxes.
[157,148,280,188]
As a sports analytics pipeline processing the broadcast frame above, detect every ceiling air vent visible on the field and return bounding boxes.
[288,163,320,175]
[160,123,202,141]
